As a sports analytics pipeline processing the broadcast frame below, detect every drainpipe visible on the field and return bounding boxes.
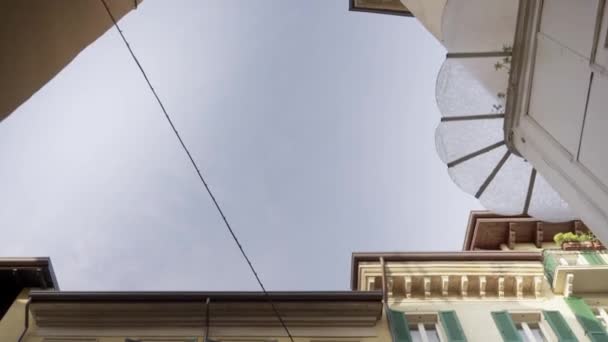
[380,257,388,302]
[17,298,31,342]
[380,257,397,342]
[204,297,211,342]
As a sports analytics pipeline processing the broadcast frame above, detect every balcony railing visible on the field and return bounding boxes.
[543,250,608,296]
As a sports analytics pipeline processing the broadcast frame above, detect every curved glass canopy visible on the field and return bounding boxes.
[433,0,575,222]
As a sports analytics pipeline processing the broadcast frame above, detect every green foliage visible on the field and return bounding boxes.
[492,44,513,113]
[553,232,599,246]
[579,233,591,242]
[554,232,564,245]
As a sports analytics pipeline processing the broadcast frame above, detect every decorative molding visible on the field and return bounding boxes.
[131,339,197,342]
[424,277,431,298]
[498,277,505,299]
[221,340,278,342]
[460,276,468,298]
[515,276,524,299]
[367,277,375,292]
[535,223,544,248]
[441,276,449,297]
[534,276,543,298]
[360,261,545,299]
[405,276,412,299]
[387,277,394,297]
[508,224,517,249]
[43,339,97,342]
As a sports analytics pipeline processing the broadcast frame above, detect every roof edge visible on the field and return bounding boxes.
[348,0,413,17]
[0,257,59,290]
[30,291,383,303]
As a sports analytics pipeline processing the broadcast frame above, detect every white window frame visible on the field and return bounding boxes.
[510,311,558,342]
[405,313,446,342]
[594,306,608,330]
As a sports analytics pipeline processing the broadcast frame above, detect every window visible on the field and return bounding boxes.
[515,322,547,342]
[410,323,441,342]
[494,311,559,342]
[389,309,467,342]
[595,306,608,329]
[566,297,608,340]
[405,313,442,342]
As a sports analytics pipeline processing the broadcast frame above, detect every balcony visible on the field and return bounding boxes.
[543,250,608,297]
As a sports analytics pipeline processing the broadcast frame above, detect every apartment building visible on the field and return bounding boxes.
[353,212,608,341]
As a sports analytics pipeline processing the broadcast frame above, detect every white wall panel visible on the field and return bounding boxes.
[528,34,591,156]
[540,0,598,58]
[594,1,608,69]
[579,75,608,185]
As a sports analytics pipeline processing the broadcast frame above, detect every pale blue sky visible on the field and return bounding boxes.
[0,0,480,290]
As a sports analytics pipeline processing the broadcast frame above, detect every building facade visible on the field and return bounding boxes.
[353,212,608,341]
[2,212,607,341]
[0,261,388,341]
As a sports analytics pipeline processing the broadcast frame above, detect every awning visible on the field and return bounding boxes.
[432,0,575,222]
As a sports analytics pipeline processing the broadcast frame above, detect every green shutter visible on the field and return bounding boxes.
[388,308,412,342]
[582,252,607,265]
[492,311,523,342]
[439,310,467,342]
[543,251,558,286]
[543,310,578,342]
[566,297,608,342]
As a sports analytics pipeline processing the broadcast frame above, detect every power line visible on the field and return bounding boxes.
[99,1,295,341]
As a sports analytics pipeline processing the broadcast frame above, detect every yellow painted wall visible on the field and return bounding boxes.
[17,304,391,342]
[0,288,30,341]
[400,0,446,41]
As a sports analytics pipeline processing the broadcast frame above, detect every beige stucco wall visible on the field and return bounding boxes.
[20,317,391,342]
[16,303,391,342]
[0,288,30,341]
[0,0,141,123]
[400,0,446,41]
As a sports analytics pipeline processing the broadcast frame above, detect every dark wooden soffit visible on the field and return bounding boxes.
[30,291,384,328]
[350,251,542,290]
[462,211,589,251]
[348,0,413,17]
[30,291,383,303]
[0,257,58,290]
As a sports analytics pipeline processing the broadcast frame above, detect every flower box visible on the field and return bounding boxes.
[561,241,605,251]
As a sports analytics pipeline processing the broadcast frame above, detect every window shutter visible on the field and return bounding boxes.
[388,308,412,342]
[492,311,523,342]
[439,310,468,342]
[566,297,608,342]
[582,252,606,265]
[543,310,578,342]
[543,251,558,285]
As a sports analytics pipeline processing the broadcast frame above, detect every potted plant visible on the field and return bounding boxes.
[554,232,605,250]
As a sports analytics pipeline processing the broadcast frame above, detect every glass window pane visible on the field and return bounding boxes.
[531,327,545,341]
[410,329,423,342]
[517,323,547,342]
[410,325,441,342]
[517,327,527,339]
[427,328,441,342]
